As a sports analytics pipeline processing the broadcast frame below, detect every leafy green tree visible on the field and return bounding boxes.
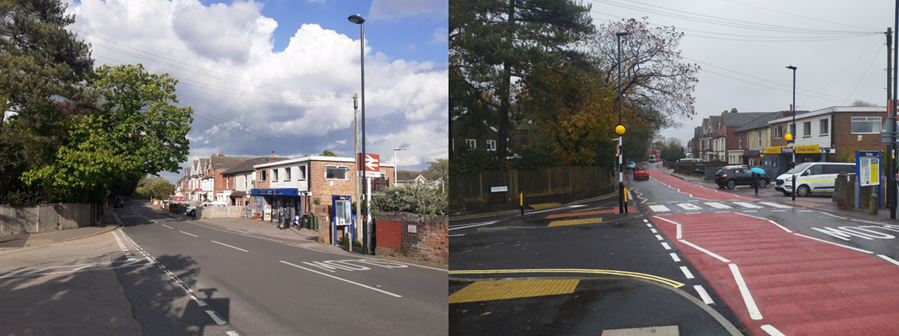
[134,175,176,199]
[450,0,594,161]
[449,148,506,174]
[321,150,339,157]
[423,159,448,182]
[22,64,193,202]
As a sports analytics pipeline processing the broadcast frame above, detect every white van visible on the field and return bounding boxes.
[775,162,855,197]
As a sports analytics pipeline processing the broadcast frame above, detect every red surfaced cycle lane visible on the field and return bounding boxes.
[649,170,756,201]
[653,212,899,336]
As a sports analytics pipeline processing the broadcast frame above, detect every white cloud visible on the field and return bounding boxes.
[67,0,447,172]
[431,27,447,43]
[368,0,447,20]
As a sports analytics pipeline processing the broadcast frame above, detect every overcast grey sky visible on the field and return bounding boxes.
[590,0,894,146]
[65,0,447,183]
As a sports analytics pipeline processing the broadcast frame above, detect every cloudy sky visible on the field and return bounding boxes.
[65,0,448,183]
[590,0,894,146]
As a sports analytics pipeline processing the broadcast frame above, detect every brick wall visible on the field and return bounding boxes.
[833,112,888,159]
[256,168,271,189]
[213,168,228,190]
[373,212,448,264]
[310,161,357,203]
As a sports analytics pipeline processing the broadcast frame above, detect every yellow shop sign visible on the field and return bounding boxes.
[795,144,820,154]
[764,146,783,154]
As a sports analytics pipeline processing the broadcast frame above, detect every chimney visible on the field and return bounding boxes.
[271,151,275,158]
[211,153,216,157]
[219,152,224,157]
[731,108,738,113]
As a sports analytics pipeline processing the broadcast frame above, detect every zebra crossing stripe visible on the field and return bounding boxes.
[731,202,762,209]
[648,205,670,212]
[759,201,792,209]
[704,202,732,209]
[676,203,702,211]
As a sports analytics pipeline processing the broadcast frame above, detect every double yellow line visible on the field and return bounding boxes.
[450,268,684,288]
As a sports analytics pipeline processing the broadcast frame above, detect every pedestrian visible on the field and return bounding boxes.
[753,172,759,195]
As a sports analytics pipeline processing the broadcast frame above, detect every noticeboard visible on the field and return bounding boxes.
[856,151,880,187]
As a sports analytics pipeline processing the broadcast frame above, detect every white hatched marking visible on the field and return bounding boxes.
[730,263,762,320]
[732,201,762,209]
[694,285,715,305]
[680,266,694,279]
[704,202,732,209]
[670,253,680,262]
[648,205,670,212]
[760,325,785,336]
[280,260,402,297]
[679,239,731,263]
[759,202,792,209]
[676,203,702,211]
[793,233,873,254]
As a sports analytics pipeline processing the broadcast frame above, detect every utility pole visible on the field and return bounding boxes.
[893,1,899,219]
[887,29,895,220]
[354,94,362,242]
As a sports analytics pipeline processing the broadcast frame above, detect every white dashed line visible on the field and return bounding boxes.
[190,294,208,306]
[650,228,657,233]
[206,310,226,325]
[730,263,762,320]
[211,240,248,252]
[821,212,847,220]
[679,266,694,279]
[655,235,664,241]
[179,231,198,237]
[161,224,173,229]
[669,253,680,262]
[661,242,671,250]
[646,223,652,227]
[694,285,715,305]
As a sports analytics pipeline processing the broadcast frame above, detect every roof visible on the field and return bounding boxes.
[733,112,780,133]
[396,170,426,181]
[222,157,287,175]
[210,155,257,170]
[769,106,885,124]
[253,155,396,169]
[721,112,771,127]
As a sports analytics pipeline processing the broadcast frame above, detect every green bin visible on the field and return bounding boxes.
[311,216,318,230]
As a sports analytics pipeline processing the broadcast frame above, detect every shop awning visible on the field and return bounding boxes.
[741,150,761,157]
[230,191,246,198]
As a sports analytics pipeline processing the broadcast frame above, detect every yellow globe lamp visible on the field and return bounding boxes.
[760,153,765,159]
[615,124,626,136]
[784,133,792,141]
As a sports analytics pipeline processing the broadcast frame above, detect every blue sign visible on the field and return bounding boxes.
[250,188,300,196]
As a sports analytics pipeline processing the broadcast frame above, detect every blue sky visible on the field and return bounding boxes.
[66,0,448,183]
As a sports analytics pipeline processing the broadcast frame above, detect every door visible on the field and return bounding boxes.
[805,164,825,192]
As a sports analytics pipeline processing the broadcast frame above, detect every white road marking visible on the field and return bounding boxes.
[652,216,682,239]
[449,220,498,231]
[798,209,814,212]
[793,233,873,254]
[111,231,136,260]
[734,212,767,221]
[179,231,198,237]
[759,202,792,209]
[161,224,173,229]
[878,254,899,267]
[767,220,792,233]
[211,240,248,252]
[676,224,682,239]
[704,202,732,209]
[449,234,466,238]
[226,331,240,336]
[742,210,758,213]
[646,223,652,227]
[648,205,670,212]
[772,209,786,212]
[760,324,786,336]
[23,268,46,276]
[676,203,702,211]
[206,310,226,325]
[821,212,847,220]
[732,201,762,209]
[679,239,731,263]
[670,253,680,262]
[661,242,671,250]
[226,228,250,234]
[655,235,664,241]
[694,285,715,305]
[729,263,762,320]
[643,219,649,223]
[280,260,402,297]
[190,294,208,306]
[679,266,694,279]
[650,228,657,233]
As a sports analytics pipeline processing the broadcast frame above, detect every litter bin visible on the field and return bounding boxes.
[301,215,310,229]
[311,216,318,230]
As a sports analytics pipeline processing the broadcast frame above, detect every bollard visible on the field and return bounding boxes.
[520,192,524,216]
[870,193,879,215]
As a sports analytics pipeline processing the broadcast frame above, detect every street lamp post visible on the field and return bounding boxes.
[348,14,369,254]
[616,31,628,214]
[787,65,797,201]
[394,148,407,186]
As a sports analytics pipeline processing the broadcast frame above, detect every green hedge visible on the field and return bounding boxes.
[372,184,447,215]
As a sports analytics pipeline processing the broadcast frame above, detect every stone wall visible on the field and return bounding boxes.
[373,212,447,264]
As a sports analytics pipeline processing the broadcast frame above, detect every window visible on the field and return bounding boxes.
[774,126,782,139]
[466,139,476,149]
[260,170,267,181]
[326,166,349,180]
[298,166,307,180]
[226,178,229,189]
[486,139,497,152]
[851,117,881,134]
[757,131,762,147]
[820,119,829,136]
[285,167,291,181]
[803,121,811,138]
[273,168,279,181]
[749,159,756,166]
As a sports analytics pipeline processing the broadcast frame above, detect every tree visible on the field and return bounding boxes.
[851,100,878,107]
[450,0,594,161]
[423,158,448,182]
[589,18,700,129]
[134,175,175,200]
[22,64,193,202]
[321,150,339,157]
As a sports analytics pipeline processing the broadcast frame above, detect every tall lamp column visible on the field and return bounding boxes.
[616,31,628,214]
[787,65,797,201]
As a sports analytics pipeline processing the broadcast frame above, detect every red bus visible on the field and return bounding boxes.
[650,150,660,162]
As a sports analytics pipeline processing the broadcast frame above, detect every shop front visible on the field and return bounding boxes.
[762,145,827,177]
[249,188,309,225]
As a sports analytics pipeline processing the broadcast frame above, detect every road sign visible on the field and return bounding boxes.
[357,153,380,177]
[491,186,508,193]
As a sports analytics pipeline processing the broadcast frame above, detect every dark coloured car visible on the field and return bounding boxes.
[715,166,769,189]
[633,166,650,180]
[114,199,124,208]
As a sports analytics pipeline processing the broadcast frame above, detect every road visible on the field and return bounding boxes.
[115,201,447,336]
[450,162,899,335]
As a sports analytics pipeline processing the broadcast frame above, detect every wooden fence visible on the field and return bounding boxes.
[0,203,100,235]
[450,166,613,206]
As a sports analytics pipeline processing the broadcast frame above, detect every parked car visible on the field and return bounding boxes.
[626,161,636,170]
[633,165,650,180]
[676,158,707,163]
[715,166,770,190]
[186,206,196,216]
[775,162,855,197]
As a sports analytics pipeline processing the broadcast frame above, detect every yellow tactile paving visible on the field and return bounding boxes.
[571,206,604,212]
[547,217,603,227]
[449,269,684,288]
[448,279,579,304]
[529,202,562,210]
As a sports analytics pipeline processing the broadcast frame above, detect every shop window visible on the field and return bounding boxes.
[326,165,349,180]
